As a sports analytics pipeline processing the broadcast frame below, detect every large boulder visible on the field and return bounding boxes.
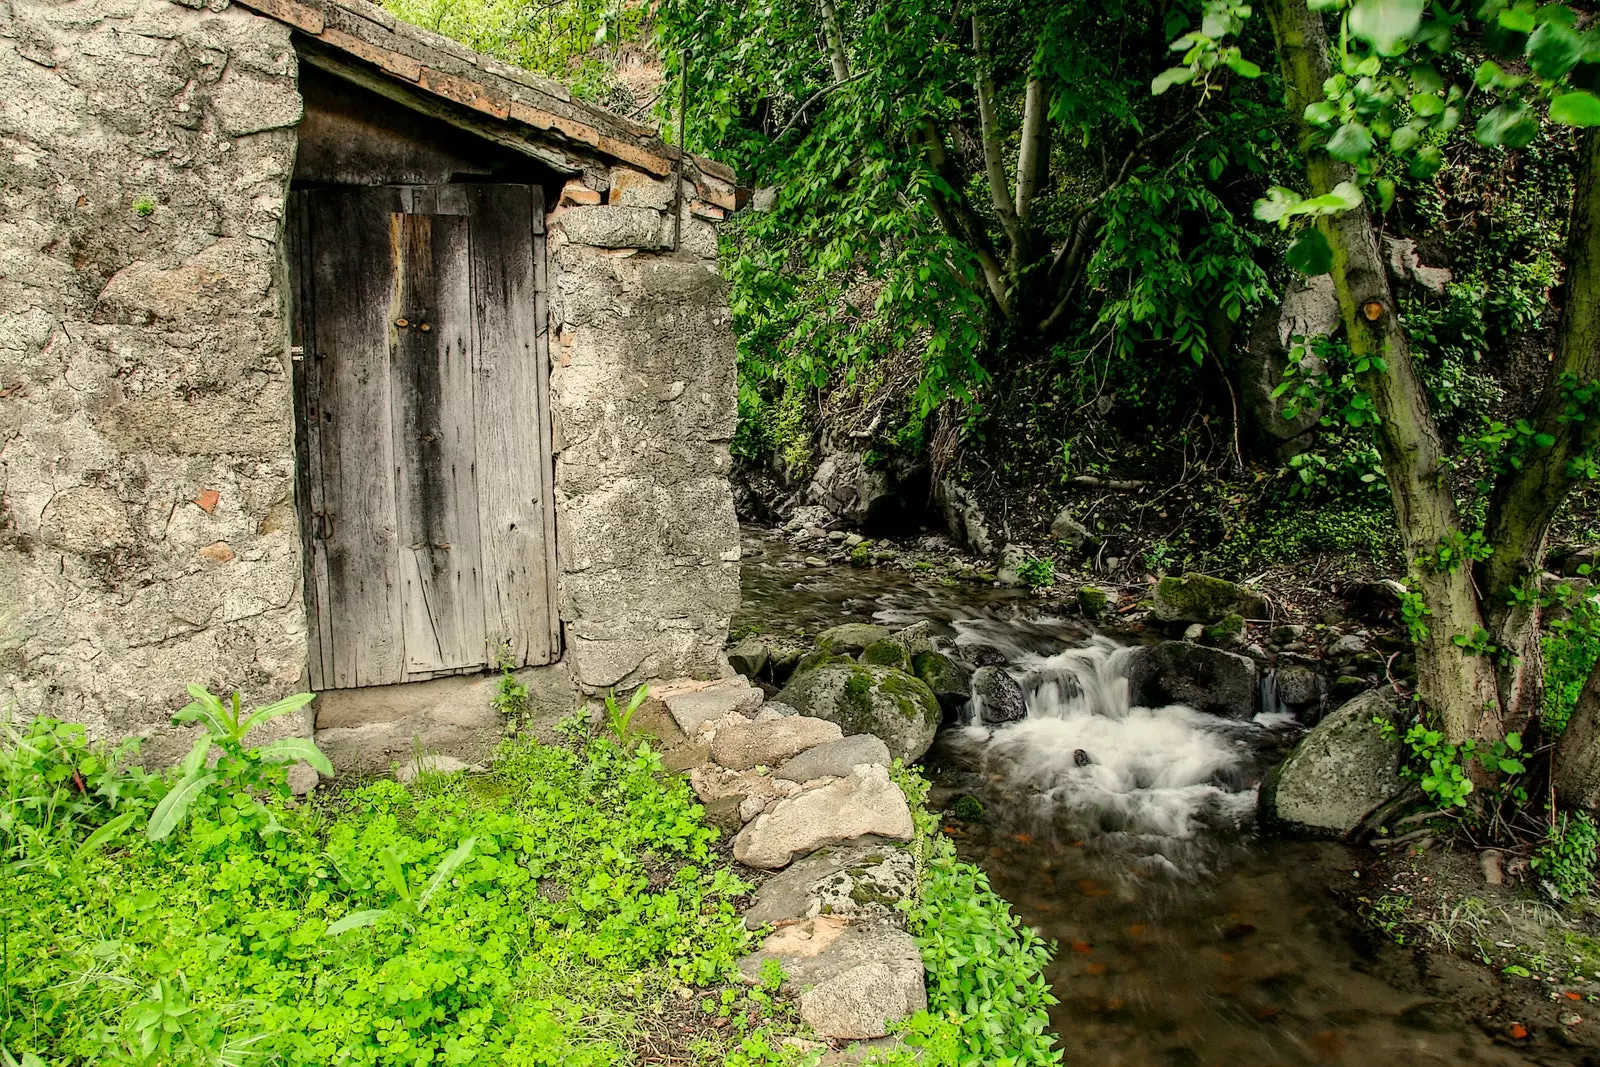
[1128,641,1259,719]
[1259,689,1407,835]
[727,637,771,680]
[733,765,915,869]
[912,651,973,718]
[1152,573,1266,624]
[776,660,942,762]
[816,623,895,657]
[969,665,1028,724]
[1238,274,1338,460]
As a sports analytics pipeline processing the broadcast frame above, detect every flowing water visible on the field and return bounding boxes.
[737,530,1540,1065]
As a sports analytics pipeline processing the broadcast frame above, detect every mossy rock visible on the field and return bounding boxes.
[860,639,911,671]
[775,662,941,763]
[1205,612,1245,643]
[1152,573,1266,624]
[912,650,973,718]
[816,623,895,656]
[1077,586,1110,619]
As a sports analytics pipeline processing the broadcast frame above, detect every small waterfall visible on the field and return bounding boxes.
[944,635,1271,862]
[1256,669,1296,727]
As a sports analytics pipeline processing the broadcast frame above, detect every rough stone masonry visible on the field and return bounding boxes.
[0,0,740,763]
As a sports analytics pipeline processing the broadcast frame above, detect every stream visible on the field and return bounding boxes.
[735,528,1536,1065]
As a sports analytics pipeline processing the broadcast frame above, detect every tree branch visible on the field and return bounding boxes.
[772,71,870,140]
[971,13,1021,255]
[1481,127,1600,715]
[818,0,851,83]
[919,124,1012,316]
[1016,77,1049,221]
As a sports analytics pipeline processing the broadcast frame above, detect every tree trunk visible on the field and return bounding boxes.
[1266,0,1502,743]
[1483,129,1600,731]
[1556,664,1600,810]
[818,0,851,84]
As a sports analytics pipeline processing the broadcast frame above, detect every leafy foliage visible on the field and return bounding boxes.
[1532,811,1600,902]
[1,724,755,1066]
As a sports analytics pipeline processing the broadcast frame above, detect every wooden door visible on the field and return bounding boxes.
[288,184,560,690]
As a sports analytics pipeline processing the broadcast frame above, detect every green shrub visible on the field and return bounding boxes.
[1016,556,1055,589]
[1533,812,1600,903]
[1,726,755,1066]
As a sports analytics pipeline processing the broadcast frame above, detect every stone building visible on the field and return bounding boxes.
[0,0,741,769]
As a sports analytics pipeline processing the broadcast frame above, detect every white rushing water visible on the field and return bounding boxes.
[941,632,1278,859]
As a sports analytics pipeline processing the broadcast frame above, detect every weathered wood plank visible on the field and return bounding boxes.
[306,187,407,687]
[532,219,562,660]
[390,209,489,675]
[467,183,560,666]
[287,193,334,690]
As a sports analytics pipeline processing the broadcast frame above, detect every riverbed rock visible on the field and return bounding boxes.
[935,479,998,556]
[733,765,916,869]
[776,661,941,762]
[1274,665,1321,707]
[996,544,1027,587]
[775,734,892,783]
[859,639,911,671]
[1078,586,1110,618]
[1259,689,1407,835]
[890,621,936,657]
[1152,573,1266,624]
[728,637,771,680]
[737,918,926,1038]
[817,624,895,657]
[958,644,1009,668]
[742,843,917,928]
[1128,641,1259,719]
[969,665,1028,724]
[912,651,973,717]
[711,715,845,771]
[1050,509,1092,551]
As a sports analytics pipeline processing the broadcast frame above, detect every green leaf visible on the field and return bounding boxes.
[1529,20,1584,79]
[1225,53,1263,78]
[1506,732,1523,753]
[1253,186,1304,225]
[1410,144,1444,177]
[1377,177,1397,212]
[1390,123,1422,153]
[1327,122,1374,162]
[380,847,411,904]
[1287,229,1334,274]
[1304,100,1340,126]
[238,692,318,739]
[1409,92,1443,117]
[1498,758,1527,774]
[326,909,393,937]
[76,809,140,859]
[1498,6,1535,34]
[1349,0,1426,55]
[1476,100,1539,148]
[419,836,478,911]
[1550,91,1600,127]
[1151,66,1195,95]
[257,736,335,776]
[146,771,217,842]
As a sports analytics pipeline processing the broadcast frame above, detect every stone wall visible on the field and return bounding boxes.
[548,175,741,691]
[0,0,306,761]
[0,0,740,761]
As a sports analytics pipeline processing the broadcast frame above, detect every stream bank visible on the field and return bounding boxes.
[734,524,1600,1064]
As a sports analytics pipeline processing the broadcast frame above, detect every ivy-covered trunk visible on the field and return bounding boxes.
[1266,0,1504,743]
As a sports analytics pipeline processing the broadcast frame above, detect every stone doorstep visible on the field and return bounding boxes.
[647,676,764,735]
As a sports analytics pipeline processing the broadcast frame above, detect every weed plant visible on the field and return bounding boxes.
[2,708,1068,1066]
